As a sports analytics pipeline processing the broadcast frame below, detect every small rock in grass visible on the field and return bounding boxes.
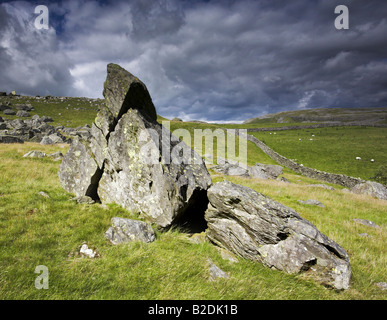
[375,282,387,291]
[38,191,50,198]
[297,199,325,208]
[70,195,95,204]
[48,151,63,161]
[207,259,230,281]
[358,233,370,238]
[80,244,99,258]
[23,150,46,158]
[353,219,380,228]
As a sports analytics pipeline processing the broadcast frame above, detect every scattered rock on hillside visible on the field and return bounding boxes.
[16,110,30,117]
[23,150,46,158]
[59,63,212,228]
[79,244,99,258]
[70,195,95,204]
[353,219,380,228]
[0,135,24,143]
[3,109,15,115]
[207,259,230,281]
[205,181,351,290]
[48,151,64,161]
[375,282,387,290]
[38,191,50,198]
[211,158,283,180]
[105,217,156,245]
[350,181,387,200]
[297,199,325,208]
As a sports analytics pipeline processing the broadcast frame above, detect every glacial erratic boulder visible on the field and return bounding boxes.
[59,63,212,228]
[205,181,351,290]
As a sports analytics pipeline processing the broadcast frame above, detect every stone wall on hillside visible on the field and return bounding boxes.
[234,130,366,188]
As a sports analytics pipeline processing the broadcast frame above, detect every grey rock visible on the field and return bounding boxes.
[105,217,156,245]
[350,181,387,200]
[79,244,98,258]
[16,110,30,117]
[205,181,351,290]
[297,199,325,208]
[71,195,95,204]
[38,191,50,198]
[48,151,64,161]
[18,104,33,111]
[23,150,46,158]
[40,116,53,123]
[0,123,6,130]
[358,233,370,237]
[3,109,16,115]
[251,163,283,179]
[59,136,101,199]
[353,219,380,228]
[207,259,230,281]
[212,160,283,180]
[59,63,212,228]
[277,176,291,183]
[0,135,24,144]
[375,282,387,290]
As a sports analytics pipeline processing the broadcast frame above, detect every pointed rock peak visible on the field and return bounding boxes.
[103,63,157,122]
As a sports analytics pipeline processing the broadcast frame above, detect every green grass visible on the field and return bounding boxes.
[0,141,386,300]
[250,126,387,181]
[1,99,387,300]
[0,96,101,128]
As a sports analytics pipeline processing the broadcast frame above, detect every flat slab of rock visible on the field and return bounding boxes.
[205,181,351,290]
[23,150,46,158]
[353,219,380,228]
[298,199,325,208]
[105,217,156,245]
[0,135,24,144]
[207,259,230,281]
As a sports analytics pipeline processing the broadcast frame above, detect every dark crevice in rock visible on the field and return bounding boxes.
[85,163,104,202]
[173,189,209,234]
[300,258,317,272]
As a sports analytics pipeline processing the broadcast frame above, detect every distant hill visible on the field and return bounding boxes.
[244,107,387,125]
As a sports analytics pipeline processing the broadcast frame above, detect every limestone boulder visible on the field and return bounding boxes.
[350,181,387,200]
[205,181,351,290]
[59,63,212,228]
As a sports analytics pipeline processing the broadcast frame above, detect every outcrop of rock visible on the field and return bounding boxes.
[105,217,156,244]
[350,181,387,200]
[0,114,69,144]
[205,181,351,290]
[59,63,212,228]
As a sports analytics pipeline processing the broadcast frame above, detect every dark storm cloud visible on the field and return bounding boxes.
[0,0,386,121]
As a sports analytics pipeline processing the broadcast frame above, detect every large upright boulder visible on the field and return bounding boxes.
[59,63,212,228]
[205,181,351,290]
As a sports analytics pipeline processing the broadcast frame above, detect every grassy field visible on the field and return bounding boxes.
[250,127,387,181]
[0,141,386,300]
[1,97,386,300]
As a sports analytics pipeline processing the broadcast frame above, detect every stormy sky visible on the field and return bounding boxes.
[0,0,386,122]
